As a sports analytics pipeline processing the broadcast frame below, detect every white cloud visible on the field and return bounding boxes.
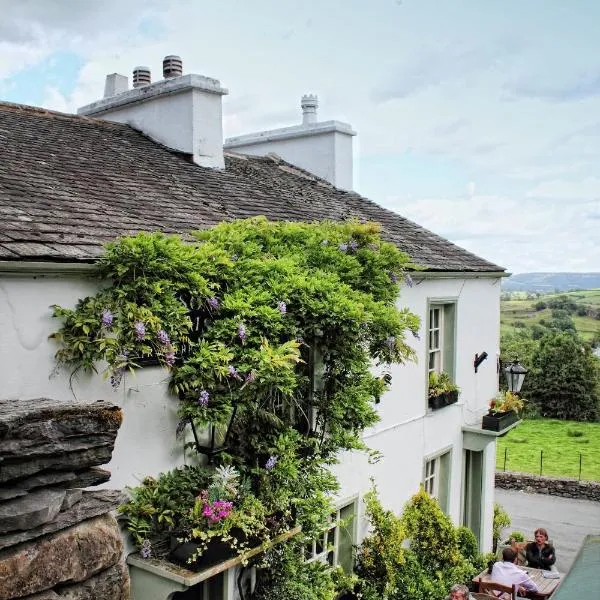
[526,177,600,200]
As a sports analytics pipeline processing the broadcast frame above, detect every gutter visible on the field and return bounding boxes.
[408,270,508,280]
[0,261,99,276]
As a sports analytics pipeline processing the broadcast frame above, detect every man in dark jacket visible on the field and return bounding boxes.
[525,528,556,570]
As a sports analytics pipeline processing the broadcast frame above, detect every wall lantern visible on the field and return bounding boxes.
[504,359,528,393]
[187,405,238,464]
[473,351,488,373]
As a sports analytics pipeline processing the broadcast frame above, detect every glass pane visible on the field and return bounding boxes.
[338,504,356,572]
[327,551,334,566]
[316,534,324,555]
[429,352,435,370]
[326,527,336,548]
[433,309,440,328]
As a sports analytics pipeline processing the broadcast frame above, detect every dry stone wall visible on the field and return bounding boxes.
[0,398,129,600]
[495,471,600,502]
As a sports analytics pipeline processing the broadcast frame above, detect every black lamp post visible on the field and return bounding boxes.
[504,359,528,393]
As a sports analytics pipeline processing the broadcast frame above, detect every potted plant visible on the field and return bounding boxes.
[428,372,460,410]
[482,391,524,432]
[119,464,289,571]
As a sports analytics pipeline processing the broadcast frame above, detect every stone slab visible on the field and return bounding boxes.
[60,489,82,512]
[0,490,124,550]
[0,513,123,600]
[0,398,121,459]
[0,489,28,502]
[54,560,130,600]
[0,489,66,534]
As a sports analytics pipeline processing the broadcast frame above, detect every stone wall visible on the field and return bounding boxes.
[0,398,129,600]
[495,471,600,502]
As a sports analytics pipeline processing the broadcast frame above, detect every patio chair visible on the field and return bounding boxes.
[478,579,518,600]
[472,594,497,600]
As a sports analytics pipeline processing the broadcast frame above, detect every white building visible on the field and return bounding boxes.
[0,56,505,598]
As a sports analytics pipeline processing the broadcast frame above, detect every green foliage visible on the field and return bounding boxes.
[51,218,420,575]
[503,531,525,544]
[354,487,480,600]
[456,526,478,562]
[526,331,600,421]
[354,484,406,598]
[427,371,460,399]
[492,503,511,553]
[252,542,337,600]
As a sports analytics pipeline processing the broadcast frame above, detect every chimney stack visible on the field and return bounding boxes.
[301,94,318,125]
[163,55,183,79]
[103,73,128,98]
[78,55,228,169]
[132,67,151,88]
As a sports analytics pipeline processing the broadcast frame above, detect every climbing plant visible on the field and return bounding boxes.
[51,217,420,580]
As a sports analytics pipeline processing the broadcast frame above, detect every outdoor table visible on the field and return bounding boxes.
[473,566,563,599]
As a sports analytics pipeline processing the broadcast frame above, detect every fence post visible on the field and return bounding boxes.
[540,450,543,476]
[503,447,507,472]
[579,453,582,481]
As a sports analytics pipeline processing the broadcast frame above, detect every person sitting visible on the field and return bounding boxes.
[447,583,474,600]
[491,547,539,596]
[525,528,556,571]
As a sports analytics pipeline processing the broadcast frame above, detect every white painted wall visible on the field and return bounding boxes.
[0,269,501,549]
[224,123,355,190]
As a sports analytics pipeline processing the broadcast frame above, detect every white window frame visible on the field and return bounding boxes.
[428,305,443,375]
[304,496,358,571]
[423,447,452,513]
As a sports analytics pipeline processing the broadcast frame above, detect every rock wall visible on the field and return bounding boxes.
[0,398,129,600]
[495,471,600,502]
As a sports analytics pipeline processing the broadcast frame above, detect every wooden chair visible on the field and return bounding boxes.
[478,578,518,600]
[472,594,497,600]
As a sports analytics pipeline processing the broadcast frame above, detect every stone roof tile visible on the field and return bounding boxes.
[0,101,503,272]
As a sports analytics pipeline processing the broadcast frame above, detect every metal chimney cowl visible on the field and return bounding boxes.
[163,55,183,79]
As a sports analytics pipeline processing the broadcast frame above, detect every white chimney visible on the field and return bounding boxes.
[224,94,356,190]
[78,56,228,170]
[104,74,128,98]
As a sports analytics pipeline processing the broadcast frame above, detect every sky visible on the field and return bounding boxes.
[0,0,599,273]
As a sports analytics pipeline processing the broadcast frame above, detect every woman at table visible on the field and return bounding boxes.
[525,528,556,571]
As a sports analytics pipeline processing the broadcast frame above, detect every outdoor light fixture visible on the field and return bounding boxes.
[504,359,528,393]
[474,351,489,373]
[188,405,238,464]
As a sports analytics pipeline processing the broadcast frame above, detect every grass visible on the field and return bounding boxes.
[496,418,600,481]
[501,290,600,342]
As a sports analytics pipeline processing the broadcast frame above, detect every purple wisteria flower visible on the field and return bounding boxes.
[245,371,256,384]
[238,324,247,344]
[228,365,242,380]
[321,239,329,246]
[348,239,359,252]
[278,301,287,314]
[231,254,238,262]
[198,390,210,407]
[164,352,176,367]
[384,336,396,350]
[388,271,399,284]
[404,273,414,288]
[338,243,348,252]
[265,455,278,470]
[157,330,170,345]
[208,297,220,310]
[134,321,146,340]
[140,539,153,559]
[412,330,421,340]
[101,309,114,328]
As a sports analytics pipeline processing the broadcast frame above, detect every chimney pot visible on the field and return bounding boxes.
[163,55,183,79]
[132,67,151,88]
[301,94,318,125]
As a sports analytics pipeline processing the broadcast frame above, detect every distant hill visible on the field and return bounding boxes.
[503,273,600,292]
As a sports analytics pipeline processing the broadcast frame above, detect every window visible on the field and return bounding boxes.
[423,450,451,513]
[427,302,456,377]
[304,499,357,572]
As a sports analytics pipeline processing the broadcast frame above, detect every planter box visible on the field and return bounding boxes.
[428,389,459,410]
[482,410,519,432]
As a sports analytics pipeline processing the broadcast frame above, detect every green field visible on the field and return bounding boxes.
[496,418,600,481]
[501,289,600,341]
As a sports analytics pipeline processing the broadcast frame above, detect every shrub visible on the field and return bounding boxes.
[456,526,478,562]
[492,503,511,553]
[567,429,585,438]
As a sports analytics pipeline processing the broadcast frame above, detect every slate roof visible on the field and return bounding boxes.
[0,101,503,272]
